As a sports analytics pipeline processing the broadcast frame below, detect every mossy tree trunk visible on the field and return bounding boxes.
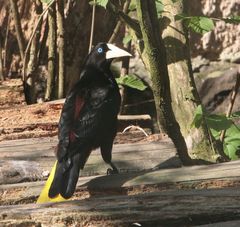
[136,0,192,164]
[161,0,218,161]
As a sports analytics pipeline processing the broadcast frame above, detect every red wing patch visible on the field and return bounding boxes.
[69,96,85,142]
[74,96,84,120]
[69,131,76,142]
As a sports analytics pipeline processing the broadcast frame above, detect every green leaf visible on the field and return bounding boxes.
[188,16,214,34]
[175,14,214,34]
[224,143,239,160]
[155,0,164,17]
[223,124,240,160]
[205,114,232,131]
[129,0,136,11]
[191,105,204,128]
[41,0,52,3]
[210,128,221,140]
[224,124,240,142]
[93,0,109,8]
[223,15,240,24]
[123,34,132,45]
[231,111,240,118]
[116,75,147,91]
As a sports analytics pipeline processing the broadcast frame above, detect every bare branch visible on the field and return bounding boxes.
[108,0,131,43]
[89,0,96,53]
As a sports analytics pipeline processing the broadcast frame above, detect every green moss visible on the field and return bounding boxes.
[191,139,217,162]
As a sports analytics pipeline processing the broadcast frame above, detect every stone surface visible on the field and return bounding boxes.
[197,65,240,113]
[189,0,240,61]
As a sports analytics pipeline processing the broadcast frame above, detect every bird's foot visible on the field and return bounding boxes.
[107,167,119,175]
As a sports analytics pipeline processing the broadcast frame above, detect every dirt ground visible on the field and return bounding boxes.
[0,78,163,143]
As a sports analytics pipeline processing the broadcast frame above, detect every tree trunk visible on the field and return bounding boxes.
[0,33,4,81]
[161,0,218,161]
[136,0,192,164]
[56,0,65,99]
[25,0,43,104]
[45,3,56,101]
[9,0,25,61]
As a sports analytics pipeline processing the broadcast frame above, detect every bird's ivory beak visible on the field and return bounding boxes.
[106,43,132,59]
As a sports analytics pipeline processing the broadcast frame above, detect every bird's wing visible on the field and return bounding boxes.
[56,84,110,161]
[56,89,85,161]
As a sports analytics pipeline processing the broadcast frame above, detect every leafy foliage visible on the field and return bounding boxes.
[223,16,240,24]
[175,14,214,34]
[89,0,109,8]
[192,105,240,160]
[116,74,147,91]
[191,104,203,128]
[40,0,53,4]
[129,0,136,11]
[155,0,164,17]
[224,125,240,160]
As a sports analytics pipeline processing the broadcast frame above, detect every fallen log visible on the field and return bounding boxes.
[1,187,240,226]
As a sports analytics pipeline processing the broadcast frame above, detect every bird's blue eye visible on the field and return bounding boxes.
[97,47,103,53]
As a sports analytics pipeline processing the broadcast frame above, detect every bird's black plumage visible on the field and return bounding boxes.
[49,43,130,199]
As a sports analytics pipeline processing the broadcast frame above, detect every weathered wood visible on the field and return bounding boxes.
[1,160,240,206]
[0,137,178,183]
[1,137,240,226]
[198,220,240,227]
[1,188,240,226]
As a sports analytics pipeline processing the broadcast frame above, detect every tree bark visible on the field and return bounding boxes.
[9,0,25,61]
[45,3,56,101]
[56,0,65,99]
[0,33,4,81]
[136,0,192,164]
[25,0,43,104]
[161,0,218,161]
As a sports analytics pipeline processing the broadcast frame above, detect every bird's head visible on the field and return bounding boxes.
[86,43,132,71]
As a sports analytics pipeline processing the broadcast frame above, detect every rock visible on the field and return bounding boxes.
[0,160,43,184]
[189,0,240,61]
[231,52,240,64]
[198,66,240,113]
[192,56,210,72]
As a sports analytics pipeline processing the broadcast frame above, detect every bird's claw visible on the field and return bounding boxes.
[107,168,119,175]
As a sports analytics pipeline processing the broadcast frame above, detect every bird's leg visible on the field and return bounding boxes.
[107,162,119,175]
[100,142,119,175]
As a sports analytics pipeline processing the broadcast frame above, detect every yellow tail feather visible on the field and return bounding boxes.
[36,161,68,204]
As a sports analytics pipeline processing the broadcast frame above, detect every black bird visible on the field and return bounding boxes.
[48,43,131,199]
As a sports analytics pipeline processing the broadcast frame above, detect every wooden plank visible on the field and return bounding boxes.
[1,160,240,206]
[0,137,179,183]
[197,220,240,227]
[0,188,240,226]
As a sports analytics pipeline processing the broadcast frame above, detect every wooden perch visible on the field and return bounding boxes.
[0,137,178,184]
[1,160,240,225]
[1,137,240,226]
